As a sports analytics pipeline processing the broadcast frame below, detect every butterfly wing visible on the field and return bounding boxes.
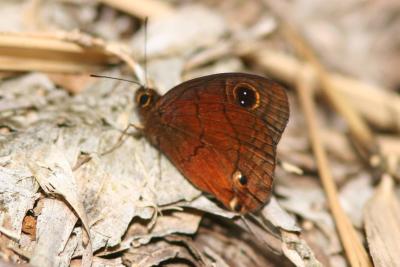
[143,73,289,213]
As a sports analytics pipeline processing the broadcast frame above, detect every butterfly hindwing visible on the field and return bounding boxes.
[142,73,289,213]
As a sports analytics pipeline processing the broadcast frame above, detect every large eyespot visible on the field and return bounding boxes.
[136,91,152,108]
[233,83,260,109]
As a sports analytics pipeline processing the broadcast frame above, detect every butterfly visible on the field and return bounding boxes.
[135,73,289,213]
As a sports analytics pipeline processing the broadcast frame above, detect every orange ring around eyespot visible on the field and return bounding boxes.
[232,83,260,110]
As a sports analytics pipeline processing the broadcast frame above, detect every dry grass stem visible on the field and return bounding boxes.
[0,32,145,79]
[0,33,115,73]
[296,69,372,267]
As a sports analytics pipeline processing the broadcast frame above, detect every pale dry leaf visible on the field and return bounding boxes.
[281,242,305,267]
[0,1,26,31]
[339,173,373,228]
[27,137,93,267]
[38,1,97,32]
[146,57,185,93]
[281,230,322,267]
[185,196,235,218]
[0,166,38,239]
[364,175,400,267]
[58,229,80,267]
[30,198,78,267]
[131,211,202,247]
[276,185,341,254]
[261,196,301,232]
[0,73,57,116]
[132,5,227,58]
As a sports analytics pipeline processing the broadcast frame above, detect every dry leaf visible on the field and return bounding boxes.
[364,175,400,267]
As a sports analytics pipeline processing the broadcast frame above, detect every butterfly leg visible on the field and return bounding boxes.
[101,123,144,156]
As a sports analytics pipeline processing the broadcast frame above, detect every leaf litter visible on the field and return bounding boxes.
[0,0,399,266]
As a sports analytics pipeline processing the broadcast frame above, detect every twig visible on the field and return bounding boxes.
[296,69,372,267]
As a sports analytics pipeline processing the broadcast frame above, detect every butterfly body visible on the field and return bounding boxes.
[135,73,289,213]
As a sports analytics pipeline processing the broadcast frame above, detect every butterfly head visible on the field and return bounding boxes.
[135,87,161,110]
[135,87,160,125]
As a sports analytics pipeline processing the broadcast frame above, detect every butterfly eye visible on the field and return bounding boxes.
[233,84,260,109]
[136,92,152,108]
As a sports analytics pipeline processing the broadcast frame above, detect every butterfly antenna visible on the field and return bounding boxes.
[143,17,149,89]
[90,74,142,86]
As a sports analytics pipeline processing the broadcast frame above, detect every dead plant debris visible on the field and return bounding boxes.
[0,1,399,267]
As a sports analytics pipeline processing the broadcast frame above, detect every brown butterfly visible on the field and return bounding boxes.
[135,73,289,213]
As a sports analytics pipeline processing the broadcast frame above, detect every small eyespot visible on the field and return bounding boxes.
[239,175,248,185]
[233,84,259,109]
[136,92,152,107]
[233,170,248,186]
[229,197,242,213]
